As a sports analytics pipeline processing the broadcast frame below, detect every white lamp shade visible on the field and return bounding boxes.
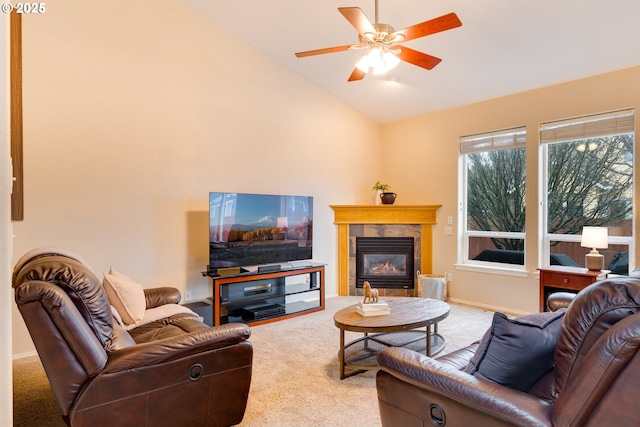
[356,47,400,75]
[581,226,608,249]
[355,53,371,73]
[382,50,400,69]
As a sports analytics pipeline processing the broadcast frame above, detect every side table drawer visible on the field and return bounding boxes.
[541,271,594,290]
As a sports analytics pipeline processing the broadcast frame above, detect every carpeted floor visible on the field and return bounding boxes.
[13,296,495,427]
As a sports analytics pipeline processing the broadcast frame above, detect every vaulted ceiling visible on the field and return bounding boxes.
[181,0,640,124]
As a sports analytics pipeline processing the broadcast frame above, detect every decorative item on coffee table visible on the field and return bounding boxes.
[362,280,379,303]
[357,301,390,316]
[358,281,389,316]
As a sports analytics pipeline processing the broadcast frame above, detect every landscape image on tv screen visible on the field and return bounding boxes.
[209,192,313,270]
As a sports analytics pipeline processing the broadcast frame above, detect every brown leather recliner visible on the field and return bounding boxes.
[13,249,253,427]
[376,275,640,427]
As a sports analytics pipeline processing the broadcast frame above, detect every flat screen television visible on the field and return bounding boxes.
[208,192,313,273]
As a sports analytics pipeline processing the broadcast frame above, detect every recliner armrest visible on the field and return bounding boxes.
[546,291,576,311]
[104,322,251,373]
[377,347,552,426]
[144,287,181,309]
[435,342,479,370]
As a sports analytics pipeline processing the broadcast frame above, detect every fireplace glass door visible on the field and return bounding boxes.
[356,237,414,289]
[363,254,407,276]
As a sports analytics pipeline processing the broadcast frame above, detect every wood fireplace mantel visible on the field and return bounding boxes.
[330,205,442,296]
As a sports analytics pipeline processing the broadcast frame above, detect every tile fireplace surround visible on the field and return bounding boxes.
[331,205,442,297]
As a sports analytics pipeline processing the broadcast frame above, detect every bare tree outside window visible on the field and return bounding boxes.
[466,148,526,251]
[546,135,633,235]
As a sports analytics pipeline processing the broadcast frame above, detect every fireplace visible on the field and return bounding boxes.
[356,237,415,289]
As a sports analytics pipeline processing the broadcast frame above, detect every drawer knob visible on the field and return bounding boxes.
[563,278,569,284]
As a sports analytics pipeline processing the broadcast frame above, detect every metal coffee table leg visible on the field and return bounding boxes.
[339,327,345,379]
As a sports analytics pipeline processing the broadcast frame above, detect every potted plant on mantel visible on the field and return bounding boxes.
[372,181,396,205]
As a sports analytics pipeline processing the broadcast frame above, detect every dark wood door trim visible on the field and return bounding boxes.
[10,11,23,221]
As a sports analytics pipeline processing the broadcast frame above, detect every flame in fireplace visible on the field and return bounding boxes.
[370,260,400,274]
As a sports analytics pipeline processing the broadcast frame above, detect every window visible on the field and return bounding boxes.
[459,127,527,270]
[540,109,635,274]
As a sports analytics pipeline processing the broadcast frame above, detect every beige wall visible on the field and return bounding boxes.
[382,66,640,314]
[1,12,14,427]
[10,0,382,356]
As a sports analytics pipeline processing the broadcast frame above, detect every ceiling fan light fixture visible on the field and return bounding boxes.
[356,47,400,75]
[355,52,372,73]
[382,49,400,70]
[363,32,376,41]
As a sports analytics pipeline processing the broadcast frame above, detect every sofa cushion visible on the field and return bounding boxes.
[124,303,201,331]
[128,311,209,343]
[463,309,565,392]
[103,268,146,325]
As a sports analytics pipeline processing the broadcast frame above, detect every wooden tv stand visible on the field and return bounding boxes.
[206,264,325,326]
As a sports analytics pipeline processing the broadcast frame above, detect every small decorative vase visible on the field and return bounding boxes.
[381,192,397,204]
[374,189,383,205]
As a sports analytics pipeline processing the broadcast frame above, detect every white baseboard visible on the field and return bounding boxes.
[447,297,531,317]
[13,351,38,360]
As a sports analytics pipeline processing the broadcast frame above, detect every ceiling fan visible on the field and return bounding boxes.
[295,0,462,82]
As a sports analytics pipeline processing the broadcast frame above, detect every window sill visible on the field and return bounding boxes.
[454,263,531,278]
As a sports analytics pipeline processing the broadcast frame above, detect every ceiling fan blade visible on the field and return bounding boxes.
[338,7,376,37]
[391,12,462,42]
[295,45,354,58]
[396,46,442,70]
[348,67,367,82]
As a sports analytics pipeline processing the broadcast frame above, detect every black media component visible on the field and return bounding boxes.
[224,278,283,303]
[238,302,286,321]
[258,264,281,273]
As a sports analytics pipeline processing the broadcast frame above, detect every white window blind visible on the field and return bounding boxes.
[459,127,526,154]
[540,109,635,144]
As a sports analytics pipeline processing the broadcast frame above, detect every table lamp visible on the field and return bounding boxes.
[581,226,608,271]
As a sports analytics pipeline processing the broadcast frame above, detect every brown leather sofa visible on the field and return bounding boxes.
[13,249,253,427]
[376,275,640,427]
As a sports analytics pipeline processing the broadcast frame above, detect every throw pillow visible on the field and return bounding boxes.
[463,309,566,392]
[102,268,146,325]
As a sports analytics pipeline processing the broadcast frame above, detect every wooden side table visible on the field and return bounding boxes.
[538,266,609,311]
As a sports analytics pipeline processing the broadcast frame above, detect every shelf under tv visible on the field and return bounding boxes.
[205,263,325,326]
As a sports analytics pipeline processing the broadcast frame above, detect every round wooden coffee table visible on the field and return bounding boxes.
[333,297,450,379]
